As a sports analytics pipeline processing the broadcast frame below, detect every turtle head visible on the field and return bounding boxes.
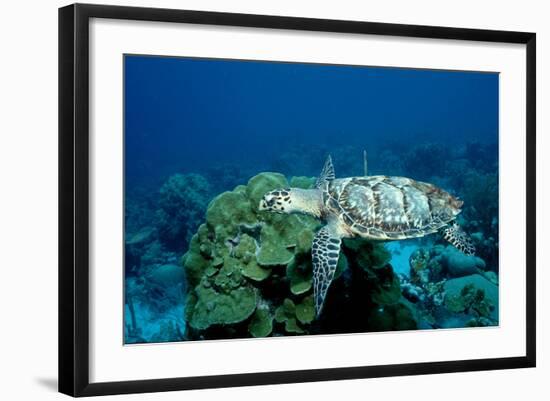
[259,188,293,214]
[259,187,323,217]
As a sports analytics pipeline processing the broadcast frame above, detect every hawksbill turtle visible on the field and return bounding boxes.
[258,153,475,317]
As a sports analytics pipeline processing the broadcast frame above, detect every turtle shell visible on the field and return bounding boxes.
[322,176,463,240]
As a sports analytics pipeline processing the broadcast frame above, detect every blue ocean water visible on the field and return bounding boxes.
[124,55,499,343]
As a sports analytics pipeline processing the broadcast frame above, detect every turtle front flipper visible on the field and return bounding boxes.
[312,224,342,317]
[315,155,335,189]
[443,223,475,255]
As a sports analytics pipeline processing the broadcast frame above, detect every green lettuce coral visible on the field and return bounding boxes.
[275,298,304,334]
[188,285,257,330]
[248,305,273,337]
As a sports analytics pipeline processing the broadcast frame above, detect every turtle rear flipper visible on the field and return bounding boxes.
[312,224,342,317]
[443,223,475,255]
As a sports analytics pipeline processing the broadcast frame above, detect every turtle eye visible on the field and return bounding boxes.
[261,194,278,209]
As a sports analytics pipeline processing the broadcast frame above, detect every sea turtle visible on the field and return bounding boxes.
[258,154,475,317]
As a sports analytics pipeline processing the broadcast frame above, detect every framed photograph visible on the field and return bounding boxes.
[59,3,536,397]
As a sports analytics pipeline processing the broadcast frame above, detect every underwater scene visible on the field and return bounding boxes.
[124,55,499,343]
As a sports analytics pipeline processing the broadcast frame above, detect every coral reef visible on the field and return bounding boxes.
[400,244,497,329]
[124,139,500,342]
[248,305,274,337]
[459,170,499,270]
[409,245,486,284]
[402,142,451,182]
[155,173,212,251]
[444,274,498,323]
[124,185,158,236]
[183,172,415,339]
[463,141,498,173]
[123,175,204,343]
[124,262,187,344]
[367,303,418,332]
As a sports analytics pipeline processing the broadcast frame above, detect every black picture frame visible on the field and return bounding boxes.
[59,3,536,397]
